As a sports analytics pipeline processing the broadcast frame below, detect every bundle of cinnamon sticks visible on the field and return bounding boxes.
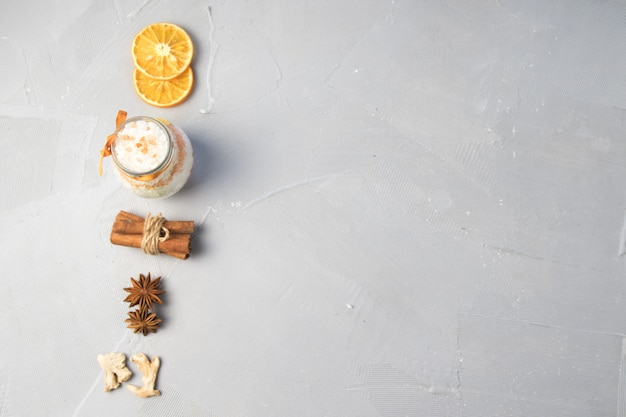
[110,211,194,260]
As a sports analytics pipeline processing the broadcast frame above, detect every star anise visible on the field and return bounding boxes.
[125,308,162,336]
[123,273,165,311]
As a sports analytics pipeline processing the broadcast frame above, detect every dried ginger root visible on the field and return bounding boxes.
[97,352,132,392]
[126,353,161,398]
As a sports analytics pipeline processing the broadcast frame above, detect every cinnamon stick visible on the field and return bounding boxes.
[114,211,194,234]
[110,232,191,260]
[112,221,194,235]
[117,211,143,222]
[110,211,194,260]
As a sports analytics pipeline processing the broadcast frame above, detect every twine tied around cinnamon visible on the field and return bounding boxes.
[141,213,170,255]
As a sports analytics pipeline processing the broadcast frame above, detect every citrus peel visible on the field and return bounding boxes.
[131,22,193,80]
[133,67,194,108]
[130,22,194,107]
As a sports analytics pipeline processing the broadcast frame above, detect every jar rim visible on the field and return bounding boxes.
[111,116,173,178]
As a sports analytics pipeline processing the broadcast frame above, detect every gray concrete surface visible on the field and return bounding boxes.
[1,0,625,416]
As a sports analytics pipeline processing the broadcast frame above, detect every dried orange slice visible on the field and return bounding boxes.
[133,66,194,108]
[132,22,193,80]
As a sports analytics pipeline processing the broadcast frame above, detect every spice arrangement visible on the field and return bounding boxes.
[124,273,165,336]
[97,273,167,394]
[97,352,161,398]
[110,211,194,259]
[96,21,198,398]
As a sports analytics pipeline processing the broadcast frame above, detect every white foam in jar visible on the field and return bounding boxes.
[111,116,193,199]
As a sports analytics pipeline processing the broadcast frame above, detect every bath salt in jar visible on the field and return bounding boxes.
[100,112,193,199]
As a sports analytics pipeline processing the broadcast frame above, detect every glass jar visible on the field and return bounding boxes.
[110,116,193,198]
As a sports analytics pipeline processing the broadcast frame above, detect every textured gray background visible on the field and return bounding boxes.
[1,0,625,416]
